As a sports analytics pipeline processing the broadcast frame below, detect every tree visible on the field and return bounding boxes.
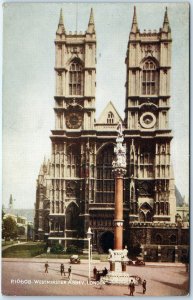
[2,216,18,240]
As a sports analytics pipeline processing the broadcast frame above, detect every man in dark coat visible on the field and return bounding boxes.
[129,279,135,296]
[93,266,97,279]
[142,279,147,294]
[68,266,72,279]
[60,263,64,276]
[45,261,49,273]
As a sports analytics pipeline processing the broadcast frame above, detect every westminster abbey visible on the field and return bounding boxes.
[34,7,189,261]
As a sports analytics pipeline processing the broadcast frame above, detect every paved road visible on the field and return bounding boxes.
[1,259,189,296]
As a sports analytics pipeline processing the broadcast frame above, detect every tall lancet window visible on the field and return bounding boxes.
[69,59,84,95]
[107,112,114,124]
[142,59,158,95]
[96,144,114,203]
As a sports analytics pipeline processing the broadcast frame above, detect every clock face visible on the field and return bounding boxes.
[66,113,82,129]
[140,112,156,129]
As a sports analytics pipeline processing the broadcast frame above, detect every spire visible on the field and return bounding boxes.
[131,6,138,33]
[59,8,64,25]
[56,8,66,35]
[162,7,171,32]
[164,7,169,24]
[9,194,13,209]
[87,8,95,34]
[89,8,94,24]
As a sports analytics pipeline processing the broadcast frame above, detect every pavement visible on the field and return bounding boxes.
[1,258,189,296]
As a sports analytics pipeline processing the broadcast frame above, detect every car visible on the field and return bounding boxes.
[70,255,81,264]
[134,258,145,266]
[127,259,134,265]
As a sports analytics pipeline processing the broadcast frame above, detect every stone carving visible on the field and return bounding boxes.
[114,221,123,227]
[112,123,127,172]
[108,248,115,261]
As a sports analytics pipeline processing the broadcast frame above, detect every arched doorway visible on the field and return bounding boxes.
[100,231,114,253]
[66,202,79,230]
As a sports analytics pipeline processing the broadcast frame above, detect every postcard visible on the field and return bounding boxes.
[2,2,189,296]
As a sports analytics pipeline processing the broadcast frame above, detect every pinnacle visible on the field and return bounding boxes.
[87,8,95,34]
[162,6,171,33]
[133,6,137,24]
[59,8,64,25]
[131,6,138,33]
[89,8,94,25]
[164,7,169,24]
[56,8,66,35]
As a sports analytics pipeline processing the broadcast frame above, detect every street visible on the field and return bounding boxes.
[1,258,189,296]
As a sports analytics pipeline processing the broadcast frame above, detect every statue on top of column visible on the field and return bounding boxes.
[112,122,127,169]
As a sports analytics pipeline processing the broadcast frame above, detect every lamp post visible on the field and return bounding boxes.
[90,243,93,265]
[87,227,93,283]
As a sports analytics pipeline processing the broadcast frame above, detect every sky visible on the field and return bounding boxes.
[2,2,189,209]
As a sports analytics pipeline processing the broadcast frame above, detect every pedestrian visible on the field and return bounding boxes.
[60,263,64,276]
[63,265,66,276]
[129,279,135,296]
[142,279,147,294]
[103,267,108,276]
[45,261,49,273]
[93,266,97,279]
[68,266,72,279]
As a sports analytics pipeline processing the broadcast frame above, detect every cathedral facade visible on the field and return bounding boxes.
[34,7,188,261]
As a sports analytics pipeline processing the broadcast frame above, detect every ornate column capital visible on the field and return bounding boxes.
[112,168,127,178]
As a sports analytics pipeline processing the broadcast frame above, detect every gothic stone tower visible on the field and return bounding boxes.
[35,9,97,244]
[124,7,176,229]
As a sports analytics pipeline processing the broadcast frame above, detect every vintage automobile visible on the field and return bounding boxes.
[70,255,81,264]
[134,258,145,266]
[127,258,145,266]
[127,259,134,265]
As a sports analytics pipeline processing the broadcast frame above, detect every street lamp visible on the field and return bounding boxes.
[87,227,93,283]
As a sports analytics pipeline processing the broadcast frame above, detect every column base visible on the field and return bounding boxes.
[101,271,142,286]
[102,249,142,285]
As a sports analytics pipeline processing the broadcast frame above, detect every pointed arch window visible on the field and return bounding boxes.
[107,112,114,124]
[67,144,80,177]
[69,60,84,95]
[142,59,158,95]
[96,144,114,203]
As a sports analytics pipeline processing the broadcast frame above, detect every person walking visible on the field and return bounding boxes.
[60,263,64,276]
[93,266,97,279]
[142,279,147,294]
[129,279,135,296]
[68,266,72,279]
[63,264,66,276]
[45,261,49,273]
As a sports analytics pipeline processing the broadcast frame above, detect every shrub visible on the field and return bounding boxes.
[50,243,64,254]
[66,245,79,254]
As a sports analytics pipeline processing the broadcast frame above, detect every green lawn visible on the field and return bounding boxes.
[37,253,108,261]
[2,242,46,258]
[2,241,15,247]
[2,242,109,261]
